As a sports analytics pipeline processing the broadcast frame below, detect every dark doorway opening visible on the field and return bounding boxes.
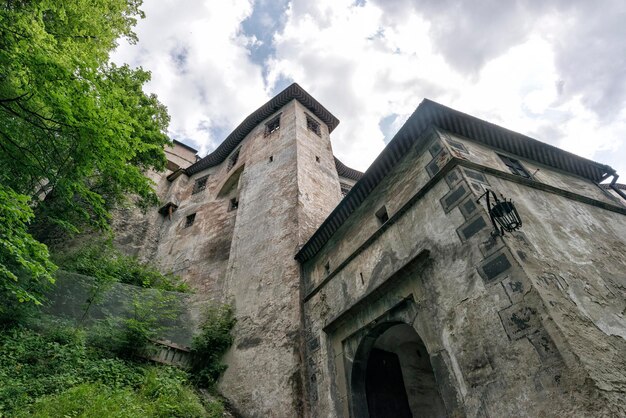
[352,323,446,417]
[366,348,412,418]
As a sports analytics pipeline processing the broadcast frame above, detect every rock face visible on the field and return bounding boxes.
[112,84,626,417]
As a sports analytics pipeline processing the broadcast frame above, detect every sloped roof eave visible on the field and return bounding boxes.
[295,99,615,263]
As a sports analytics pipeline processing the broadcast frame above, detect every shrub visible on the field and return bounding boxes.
[0,325,223,417]
[53,240,190,292]
[19,383,149,418]
[190,305,236,388]
[86,291,182,358]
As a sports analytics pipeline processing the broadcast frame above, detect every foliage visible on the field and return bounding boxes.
[0,0,173,320]
[0,185,56,310]
[0,0,170,243]
[0,325,223,417]
[54,240,190,292]
[190,305,236,388]
[88,291,182,358]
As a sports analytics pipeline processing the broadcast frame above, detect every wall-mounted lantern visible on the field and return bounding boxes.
[158,201,179,220]
[476,190,522,236]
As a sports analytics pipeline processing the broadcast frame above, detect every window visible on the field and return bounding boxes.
[227,148,240,171]
[264,115,280,136]
[498,154,531,178]
[184,213,196,228]
[324,261,330,275]
[306,114,321,136]
[229,197,239,211]
[192,175,209,194]
[315,156,320,163]
[375,206,389,224]
[340,182,352,197]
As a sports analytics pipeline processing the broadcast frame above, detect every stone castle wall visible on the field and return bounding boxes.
[300,128,626,417]
[107,89,626,417]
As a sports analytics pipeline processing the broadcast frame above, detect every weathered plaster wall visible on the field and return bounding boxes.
[295,101,342,245]
[301,128,625,417]
[304,129,441,293]
[484,173,626,412]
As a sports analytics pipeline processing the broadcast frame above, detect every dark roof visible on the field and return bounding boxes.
[335,157,363,181]
[186,83,340,176]
[602,183,626,190]
[295,99,617,262]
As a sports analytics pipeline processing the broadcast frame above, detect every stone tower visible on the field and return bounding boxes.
[114,84,355,417]
[215,91,343,416]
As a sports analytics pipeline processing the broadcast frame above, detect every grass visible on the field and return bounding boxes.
[0,325,224,417]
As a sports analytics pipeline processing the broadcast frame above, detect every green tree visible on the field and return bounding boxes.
[0,0,169,236]
[0,185,56,309]
[0,1,170,301]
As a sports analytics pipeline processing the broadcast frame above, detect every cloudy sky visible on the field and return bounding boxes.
[112,0,626,179]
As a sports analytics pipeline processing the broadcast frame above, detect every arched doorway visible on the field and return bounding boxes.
[351,322,446,417]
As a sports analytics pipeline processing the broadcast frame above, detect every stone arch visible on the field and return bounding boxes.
[350,321,446,418]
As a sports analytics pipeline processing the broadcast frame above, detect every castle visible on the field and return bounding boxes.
[113,83,626,417]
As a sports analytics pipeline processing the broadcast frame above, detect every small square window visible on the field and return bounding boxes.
[192,175,209,194]
[265,115,281,136]
[306,114,321,136]
[229,197,239,211]
[227,148,240,171]
[184,213,196,228]
[375,206,389,224]
[498,154,531,178]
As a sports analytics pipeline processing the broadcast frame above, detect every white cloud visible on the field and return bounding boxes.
[112,0,268,155]
[111,0,626,179]
[266,0,626,177]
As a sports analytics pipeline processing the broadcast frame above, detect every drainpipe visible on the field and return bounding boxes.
[608,171,626,201]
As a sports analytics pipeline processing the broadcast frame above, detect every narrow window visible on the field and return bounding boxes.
[192,175,209,194]
[306,114,321,136]
[227,148,240,171]
[375,206,389,224]
[269,155,274,163]
[265,114,281,136]
[498,154,531,178]
[315,156,320,163]
[184,213,196,228]
[229,197,239,211]
[324,261,330,275]
[340,182,351,197]
[359,272,364,285]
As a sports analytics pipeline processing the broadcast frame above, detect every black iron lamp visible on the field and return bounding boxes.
[476,190,522,236]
